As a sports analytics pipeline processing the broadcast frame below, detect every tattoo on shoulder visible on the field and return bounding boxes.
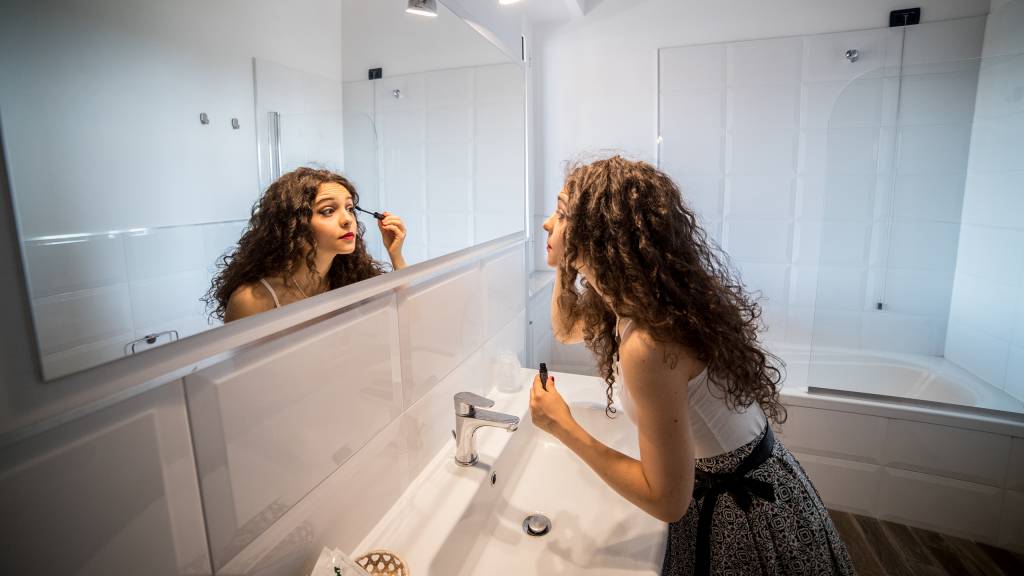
[662,349,679,370]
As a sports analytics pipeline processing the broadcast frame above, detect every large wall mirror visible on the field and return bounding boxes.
[0,0,526,380]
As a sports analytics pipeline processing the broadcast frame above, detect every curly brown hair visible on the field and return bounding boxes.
[555,156,786,423]
[205,167,387,320]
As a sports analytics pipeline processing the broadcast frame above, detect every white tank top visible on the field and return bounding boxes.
[615,317,766,459]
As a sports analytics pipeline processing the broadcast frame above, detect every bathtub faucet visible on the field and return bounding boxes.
[453,391,519,466]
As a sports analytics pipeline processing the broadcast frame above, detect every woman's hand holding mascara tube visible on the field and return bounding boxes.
[530,363,575,439]
[355,205,407,270]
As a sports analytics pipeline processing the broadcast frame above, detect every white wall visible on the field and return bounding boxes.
[532,0,992,270]
[946,0,1024,401]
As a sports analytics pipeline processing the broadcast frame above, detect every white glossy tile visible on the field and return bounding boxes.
[125,227,207,281]
[660,86,725,134]
[733,262,789,306]
[376,109,426,149]
[864,312,939,354]
[961,171,1024,229]
[813,267,866,311]
[794,222,870,267]
[202,221,246,270]
[722,221,792,264]
[659,44,725,91]
[342,80,373,116]
[897,67,980,126]
[902,17,986,68]
[724,174,794,219]
[883,413,1010,487]
[802,78,884,129]
[41,330,135,380]
[1002,490,1024,553]
[129,270,209,332]
[973,56,1024,120]
[474,175,523,214]
[781,406,885,463]
[968,119,1024,173]
[790,452,881,517]
[427,177,473,212]
[878,467,1003,543]
[374,74,426,112]
[787,267,818,309]
[897,124,972,174]
[474,211,523,245]
[727,37,803,86]
[427,213,473,259]
[671,175,723,220]
[802,29,889,83]
[399,267,485,408]
[661,130,724,176]
[870,268,954,317]
[1008,438,1024,492]
[784,307,815,346]
[945,321,1010,388]
[427,143,472,180]
[475,139,523,181]
[482,248,525,338]
[475,100,524,147]
[426,105,473,143]
[810,310,862,348]
[953,226,1024,286]
[796,172,875,221]
[185,295,402,569]
[32,284,134,355]
[893,173,966,223]
[948,273,1018,341]
[474,63,522,103]
[886,221,960,272]
[426,68,474,107]
[0,382,210,575]
[727,84,800,130]
[801,127,880,176]
[727,130,798,175]
[23,234,127,298]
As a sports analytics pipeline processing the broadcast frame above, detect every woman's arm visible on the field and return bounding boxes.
[551,266,585,344]
[530,329,695,523]
[224,283,275,322]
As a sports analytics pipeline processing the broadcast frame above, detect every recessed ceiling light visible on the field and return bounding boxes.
[499,0,523,4]
[406,0,438,17]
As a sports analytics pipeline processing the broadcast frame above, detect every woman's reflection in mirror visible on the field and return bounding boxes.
[206,167,407,322]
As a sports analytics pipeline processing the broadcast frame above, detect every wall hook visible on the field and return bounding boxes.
[845,49,860,63]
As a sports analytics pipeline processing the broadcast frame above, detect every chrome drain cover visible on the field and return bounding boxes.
[523,513,551,537]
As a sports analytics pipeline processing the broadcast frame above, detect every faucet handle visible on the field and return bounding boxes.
[454,391,493,416]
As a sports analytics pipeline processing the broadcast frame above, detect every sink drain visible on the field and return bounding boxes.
[522,513,551,537]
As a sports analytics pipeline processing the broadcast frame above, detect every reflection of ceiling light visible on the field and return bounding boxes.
[499,0,522,4]
[406,0,438,17]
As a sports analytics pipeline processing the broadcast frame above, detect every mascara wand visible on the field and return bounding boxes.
[354,206,385,221]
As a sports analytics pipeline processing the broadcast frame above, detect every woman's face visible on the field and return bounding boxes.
[542,188,570,268]
[310,182,358,255]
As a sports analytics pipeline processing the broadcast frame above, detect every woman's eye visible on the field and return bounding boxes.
[346,206,356,214]
[320,208,335,216]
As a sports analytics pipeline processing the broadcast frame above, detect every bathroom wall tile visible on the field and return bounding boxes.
[343,80,373,116]
[474,63,522,103]
[218,408,413,575]
[886,221,961,272]
[427,105,473,143]
[973,57,1024,120]
[813,267,866,311]
[727,84,800,130]
[24,234,127,298]
[125,227,207,281]
[399,267,485,408]
[474,175,523,214]
[41,330,135,380]
[1001,491,1024,553]
[374,74,426,113]
[897,124,972,174]
[793,222,870,266]
[660,44,725,91]
[0,382,210,575]
[202,221,246,271]
[427,143,472,180]
[902,17,986,69]
[722,221,792,264]
[787,266,818,309]
[897,67,980,126]
[427,213,473,259]
[870,268,955,317]
[128,270,208,332]
[961,171,1024,229]
[892,173,967,223]
[377,109,426,148]
[185,294,401,570]
[968,119,1024,173]
[790,452,881,517]
[427,177,473,212]
[781,406,885,463]
[954,226,1024,287]
[475,100,525,147]
[945,320,1010,388]
[733,262,789,307]
[381,146,427,213]
[878,467,1003,543]
[727,37,803,86]
[727,130,798,175]
[802,29,889,83]
[796,172,875,221]
[784,307,815,346]
[474,211,523,245]
[801,127,880,176]
[724,174,794,219]
[1008,438,1024,491]
[810,310,862,348]
[427,68,474,107]
[862,312,939,355]
[475,138,523,181]
[32,284,134,355]
[662,131,724,176]
[482,248,525,338]
[671,175,723,220]
[801,78,884,129]
[661,87,724,134]
[883,420,1010,487]
[947,273,1018,341]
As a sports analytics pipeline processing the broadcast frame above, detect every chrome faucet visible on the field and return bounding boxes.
[453,391,519,466]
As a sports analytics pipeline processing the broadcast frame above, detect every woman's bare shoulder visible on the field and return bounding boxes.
[225,282,276,322]
[618,324,702,389]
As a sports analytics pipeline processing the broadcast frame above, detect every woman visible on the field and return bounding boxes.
[531,156,854,575]
[207,167,407,322]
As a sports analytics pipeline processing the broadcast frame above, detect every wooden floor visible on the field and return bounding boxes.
[828,509,1024,576]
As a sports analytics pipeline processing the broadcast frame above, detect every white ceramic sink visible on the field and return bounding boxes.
[356,370,666,575]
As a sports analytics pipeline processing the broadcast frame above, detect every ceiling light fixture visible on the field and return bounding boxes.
[406,0,438,17]
[499,0,523,4]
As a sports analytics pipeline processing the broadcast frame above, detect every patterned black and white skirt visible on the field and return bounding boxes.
[661,425,857,576]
